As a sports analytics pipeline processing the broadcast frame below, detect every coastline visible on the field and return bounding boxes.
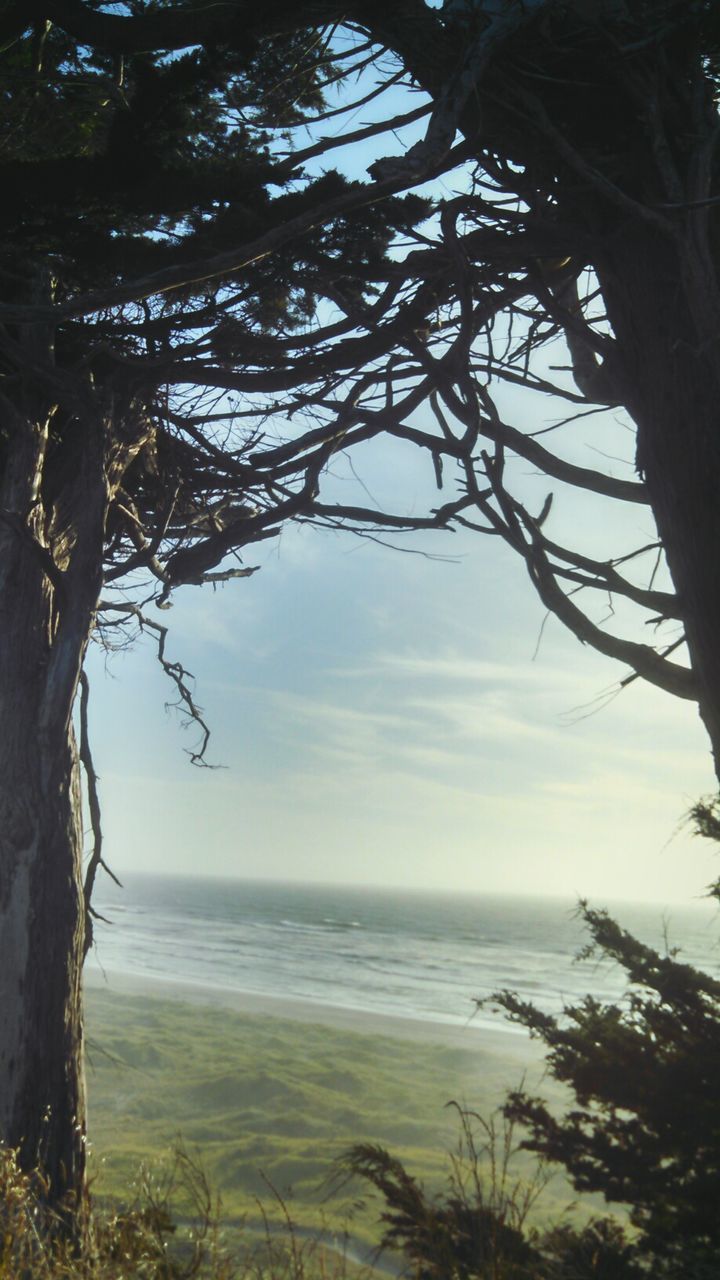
[84,962,537,1059]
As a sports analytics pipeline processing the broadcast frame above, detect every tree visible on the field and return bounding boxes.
[3,0,720,1214]
[341,1108,645,1277]
[20,1,720,762]
[0,14,451,1206]
[489,805,720,1278]
[340,809,720,1278]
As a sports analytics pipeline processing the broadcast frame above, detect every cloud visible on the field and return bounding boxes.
[406,692,565,745]
[372,653,580,685]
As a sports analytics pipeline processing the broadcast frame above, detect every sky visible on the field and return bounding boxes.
[86,423,718,907]
[84,17,720,909]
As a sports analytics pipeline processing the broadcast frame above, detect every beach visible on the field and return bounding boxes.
[85,876,669,1252]
[85,966,580,1256]
[85,965,535,1050]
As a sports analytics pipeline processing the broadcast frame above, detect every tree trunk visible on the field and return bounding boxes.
[0,402,106,1207]
[597,222,720,781]
[0,708,87,1205]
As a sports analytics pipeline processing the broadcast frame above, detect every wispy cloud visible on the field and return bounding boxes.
[332,653,578,686]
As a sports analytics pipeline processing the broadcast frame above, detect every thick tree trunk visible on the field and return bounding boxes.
[0,708,87,1205]
[0,404,106,1207]
[597,223,720,781]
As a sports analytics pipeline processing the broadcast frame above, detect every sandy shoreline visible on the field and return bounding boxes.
[85,963,538,1062]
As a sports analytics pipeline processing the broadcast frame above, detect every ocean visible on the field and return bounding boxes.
[88,876,720,1035]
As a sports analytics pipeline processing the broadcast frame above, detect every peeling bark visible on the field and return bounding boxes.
[0,397,111,1204]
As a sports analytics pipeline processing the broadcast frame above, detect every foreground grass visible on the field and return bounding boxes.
[0,1097,636,1280]
[0,1142,372,1279]
[0,1119,637,1280]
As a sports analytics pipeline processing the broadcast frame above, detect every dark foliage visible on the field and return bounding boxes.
[484,805,720,1277]
[340,1110,644,1279]
[342,1140,540,1279]
[0,19,435,602]
[340,800,720,1277]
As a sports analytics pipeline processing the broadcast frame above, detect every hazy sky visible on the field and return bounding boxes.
[84,26,719,909]
[87,424,717,907]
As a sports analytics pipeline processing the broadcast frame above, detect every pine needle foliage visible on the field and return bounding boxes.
[487,801,720,1278]
[333,799,720,1279]
[339,1108,641,1280]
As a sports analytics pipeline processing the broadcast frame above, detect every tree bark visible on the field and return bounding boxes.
[596,222,720,780]
[0,400,107,1207]
[0,708,87,1206]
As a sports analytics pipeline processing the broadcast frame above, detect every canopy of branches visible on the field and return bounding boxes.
[3,0,719,751]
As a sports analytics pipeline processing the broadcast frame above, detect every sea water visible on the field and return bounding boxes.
[87,875,720,1034]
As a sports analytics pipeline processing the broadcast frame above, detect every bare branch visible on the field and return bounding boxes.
[478,461,696,701]
[97,603,215,766]
[79,669,121,959]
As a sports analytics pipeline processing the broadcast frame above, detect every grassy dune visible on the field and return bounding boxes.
[84,980,590,1257]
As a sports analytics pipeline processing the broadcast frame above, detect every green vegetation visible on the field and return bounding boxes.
[0,1141,365,1279]
[341,1108,641,1280]
[9,831,720,1280]
[85,985,574,1251]
[493,898,720,1277]
[0,991,620,1279]
[0,984,572,1277]
[335,806,720,1279]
